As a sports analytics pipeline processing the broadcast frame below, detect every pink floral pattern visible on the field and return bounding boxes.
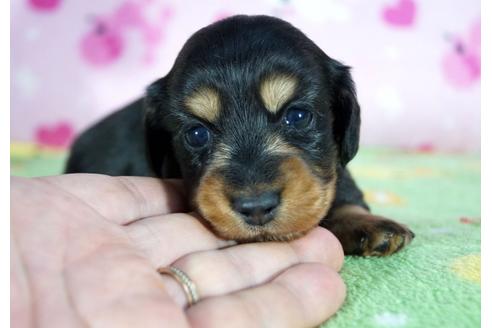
[29,0,61,12]
[35,121,74,149]
[382,0,416,27]
[11,0,480,152]
[80,1,174,67]
[442,20,481,88]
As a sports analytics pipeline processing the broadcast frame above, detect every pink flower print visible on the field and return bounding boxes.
[29,0,61,12]
[382,0,416,28]
[80,2,174,67]
[80,20,124,67]
[35,121,74,149]
[442,20,480,88]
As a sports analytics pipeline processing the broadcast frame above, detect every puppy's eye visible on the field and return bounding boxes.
[283,108,312,129]
[185,125,210,148]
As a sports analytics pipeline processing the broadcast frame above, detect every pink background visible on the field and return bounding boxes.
[11,0,480,152]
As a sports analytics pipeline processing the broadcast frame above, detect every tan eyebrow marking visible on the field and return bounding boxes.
[210,142,233,169]
[265,134,297,155]
[185,87,221,122]
[260,74,298,114]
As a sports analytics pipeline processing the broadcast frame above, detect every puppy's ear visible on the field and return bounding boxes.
[144,77,181,178]
[326,60,361,166]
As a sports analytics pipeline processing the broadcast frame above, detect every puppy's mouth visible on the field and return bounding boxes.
[194,156,336,242]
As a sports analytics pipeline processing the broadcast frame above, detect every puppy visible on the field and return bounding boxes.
[66,15,414,256]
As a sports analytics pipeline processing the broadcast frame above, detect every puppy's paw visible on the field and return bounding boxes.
[357,216,415,256]
[321,206,415,256]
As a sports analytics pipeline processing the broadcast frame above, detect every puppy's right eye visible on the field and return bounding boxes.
[283,107,313,129]
[185,125,210,148]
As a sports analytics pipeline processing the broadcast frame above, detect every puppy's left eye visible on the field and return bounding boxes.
[283,108,312,129]
[185,125,210,148]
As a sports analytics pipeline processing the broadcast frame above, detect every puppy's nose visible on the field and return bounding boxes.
[233,191,280,226]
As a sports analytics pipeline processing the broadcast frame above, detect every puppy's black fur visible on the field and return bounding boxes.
[66,15,413,255]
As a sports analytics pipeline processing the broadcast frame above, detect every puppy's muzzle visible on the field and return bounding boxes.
[232,191,280,226]
[195,156,337,242]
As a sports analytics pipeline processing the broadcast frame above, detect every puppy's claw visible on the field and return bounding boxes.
[359,219,415,257]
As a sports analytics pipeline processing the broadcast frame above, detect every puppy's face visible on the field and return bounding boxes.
[146,15,361,241]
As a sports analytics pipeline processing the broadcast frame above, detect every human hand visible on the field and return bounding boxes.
[11,174,345,328]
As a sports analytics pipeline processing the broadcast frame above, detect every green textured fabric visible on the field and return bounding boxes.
[327,149,481,328]
[10,146,481,327]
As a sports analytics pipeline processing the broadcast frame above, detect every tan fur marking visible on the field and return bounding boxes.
[273,157,336,235]
[194,155,336,242]
[209,143,233,169]
[185,87,220,122]
[260,74,298,113]
[333,204,370,216]
[265,134,297,156]
[195,172,255,240]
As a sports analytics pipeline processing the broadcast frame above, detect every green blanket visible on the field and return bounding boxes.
[11,144,481,327]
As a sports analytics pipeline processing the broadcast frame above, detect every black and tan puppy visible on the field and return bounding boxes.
[66,15,414,256]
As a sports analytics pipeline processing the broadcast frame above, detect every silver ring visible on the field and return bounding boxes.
[158,266,199,307]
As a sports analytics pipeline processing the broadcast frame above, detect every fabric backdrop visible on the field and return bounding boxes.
[11,0,480,152]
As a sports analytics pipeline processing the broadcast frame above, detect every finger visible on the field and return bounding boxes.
[126,212,234,266]
[63,242,190,328]
[11,237,33,328]
[159,227,343,307]
[187,263,346,328]
[89,295,188,328]
[41,174,187,225]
